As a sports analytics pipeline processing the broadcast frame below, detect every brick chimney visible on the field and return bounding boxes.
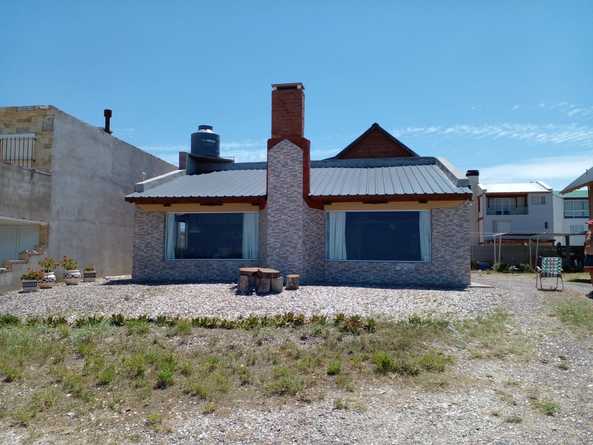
[265,82,315,279]
[271,83,304,138]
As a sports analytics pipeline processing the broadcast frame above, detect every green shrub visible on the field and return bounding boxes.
[155,369,174,389]
[416,352,453,373]
[123,353,146,379]
[372,351,394,374]
[170,319,192,336]
[265,366,304,396]
[97,365,115,386]
[327,360,342,376]
[126,319,150,336]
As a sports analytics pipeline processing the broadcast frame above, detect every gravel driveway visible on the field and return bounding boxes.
[0,279,507,321]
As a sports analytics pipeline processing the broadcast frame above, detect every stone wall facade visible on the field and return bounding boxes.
[324,203,472,288]
[132,208,261,282]
[0,106,56,172]
[264,140,308,278]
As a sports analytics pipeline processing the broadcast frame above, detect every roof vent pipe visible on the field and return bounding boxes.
[103,109,112,134]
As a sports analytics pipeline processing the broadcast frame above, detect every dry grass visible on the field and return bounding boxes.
[0,311,522,435]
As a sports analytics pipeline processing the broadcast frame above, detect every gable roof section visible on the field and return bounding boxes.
[125,157,470,203]
[561,166,593,194]
[331,123,418,159]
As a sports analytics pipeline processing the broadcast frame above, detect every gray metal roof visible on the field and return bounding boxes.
[310,163,468,196]
[126,169,266,198]
[561,166,593,194]
[126,157,470,200]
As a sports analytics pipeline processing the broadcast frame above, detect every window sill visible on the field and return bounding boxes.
[165,258,259,262]
[326,259,431,264]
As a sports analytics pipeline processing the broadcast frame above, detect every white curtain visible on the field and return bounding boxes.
[328,212,347,260]
[242,213,259,259]
[165,214,176,260]
[419,210,431,262]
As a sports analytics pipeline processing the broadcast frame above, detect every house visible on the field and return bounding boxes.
[468,173,590,247]
[471,180,560,244]
[559,189,589,246]
[126,83,473,288]
[0,106,175,290]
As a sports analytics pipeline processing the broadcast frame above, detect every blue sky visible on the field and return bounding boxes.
[2,1,592,189]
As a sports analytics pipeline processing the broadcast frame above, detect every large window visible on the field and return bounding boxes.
[165,213,259,260]
[564,199,589,218]
[487,195,528,215]
[326,211,431,262]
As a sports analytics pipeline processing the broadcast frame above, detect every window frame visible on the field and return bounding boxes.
[164,211,260,261]
[324,209,432,264]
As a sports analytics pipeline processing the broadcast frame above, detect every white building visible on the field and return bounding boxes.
[470,178,588,246]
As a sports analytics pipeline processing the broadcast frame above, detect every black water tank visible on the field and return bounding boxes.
[190,124,220,158]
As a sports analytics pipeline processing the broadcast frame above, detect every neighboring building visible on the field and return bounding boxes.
[0,106,175,289]
[562,166,593,218]
[467,174,589,247]
[559,189,589,246]
[126,83,474,288]
[473,180,558,243]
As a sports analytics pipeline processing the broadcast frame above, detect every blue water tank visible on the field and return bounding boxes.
[190,125,220,158]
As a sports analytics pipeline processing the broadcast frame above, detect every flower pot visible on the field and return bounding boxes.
[64,269,81,285]
[39,271,57,289]
[83,270,96,282]
[21,279,39,293]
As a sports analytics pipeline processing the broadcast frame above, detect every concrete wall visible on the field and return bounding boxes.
[484,192,555,236]
[48,110,175,276]
[0,163,51,223]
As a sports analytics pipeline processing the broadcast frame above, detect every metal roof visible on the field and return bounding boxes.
[561,189,588,198]
[310,163,468,196]
[479,181,551,194]
[126,157,470,200]
[561,166,593,194]
[126,169,266,199]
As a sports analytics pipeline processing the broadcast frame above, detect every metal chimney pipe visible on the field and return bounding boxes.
[103,109,112,134]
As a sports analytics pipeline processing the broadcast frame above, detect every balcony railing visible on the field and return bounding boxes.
[486,207,528,216]
[564,209,589,218]
[0,134,36,169]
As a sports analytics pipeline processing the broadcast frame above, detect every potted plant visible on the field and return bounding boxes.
[83,265,96,282]
[21,269,43,293]
[38,257,57,289]
[62,256,81,285]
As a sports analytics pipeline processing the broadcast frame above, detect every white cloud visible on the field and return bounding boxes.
[394,123,593,148]
[478,153,593,186]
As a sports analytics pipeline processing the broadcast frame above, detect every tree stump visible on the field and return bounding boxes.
[286,274,300,290]
[239,267,259,294]
[255,268,280,295]
[238,275,251,295]
[271,276,284,294]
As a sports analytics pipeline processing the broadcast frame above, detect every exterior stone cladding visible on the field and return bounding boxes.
[0,106,56,172]
[324,202,472,288]
[132,208,261,282]
[264,140,308,279]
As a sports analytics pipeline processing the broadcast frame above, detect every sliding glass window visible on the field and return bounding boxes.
[326,211,431,262]
[165,213,259,260]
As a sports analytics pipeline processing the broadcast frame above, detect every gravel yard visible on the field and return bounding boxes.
[0,279,506,321]
[1,273,593,444]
